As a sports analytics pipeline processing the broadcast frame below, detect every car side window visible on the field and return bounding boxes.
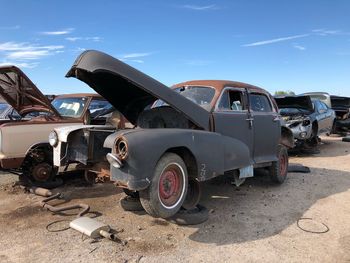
[217,89,245,111]
[250,93,273,112]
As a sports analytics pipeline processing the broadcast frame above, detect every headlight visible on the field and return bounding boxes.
[302,118,311,126]
[49,131,58,147]
[115,137,128,160]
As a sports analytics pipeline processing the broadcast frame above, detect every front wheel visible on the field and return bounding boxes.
[139,153,188,219]
[270,145,288,184]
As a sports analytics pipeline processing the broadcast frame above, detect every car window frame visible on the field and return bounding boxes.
[214,86,248,113]
[248,92,275,113]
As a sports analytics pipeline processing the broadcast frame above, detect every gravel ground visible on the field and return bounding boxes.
[0,135,349,263]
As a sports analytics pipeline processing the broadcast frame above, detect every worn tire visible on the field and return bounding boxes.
[270,145,288,184]
[342,137,350,142]
[167,204,209,225]
[123,188,139,198]
[120,196,144,211]
[139,153,188,219]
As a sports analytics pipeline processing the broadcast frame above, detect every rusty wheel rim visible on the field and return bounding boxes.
[32,163,52,182]
[279,153,288,177]
[158,163,185,209]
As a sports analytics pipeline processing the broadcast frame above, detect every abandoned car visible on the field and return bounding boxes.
[52,50,294,219]
[275,95,335,147]
[330,95,350,134]
[0,65,113,182]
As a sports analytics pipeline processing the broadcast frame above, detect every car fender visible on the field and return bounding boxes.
[104,128,251,186]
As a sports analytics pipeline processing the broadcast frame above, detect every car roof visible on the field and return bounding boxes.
[172,80,266,93]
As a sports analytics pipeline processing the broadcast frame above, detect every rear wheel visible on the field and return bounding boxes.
[139,153,188,219]
[270,145,288,184]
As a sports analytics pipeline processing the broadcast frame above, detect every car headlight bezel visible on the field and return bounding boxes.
[115,136,128,160]
[49,131,58,147]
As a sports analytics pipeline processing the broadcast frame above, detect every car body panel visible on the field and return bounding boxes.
[0,66,61,117]
[104,128,251,190]
[65,50,211,130]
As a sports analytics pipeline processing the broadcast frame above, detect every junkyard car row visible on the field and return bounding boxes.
[0,50,349,220]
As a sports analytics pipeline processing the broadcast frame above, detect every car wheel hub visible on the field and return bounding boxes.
[159,165,183,207]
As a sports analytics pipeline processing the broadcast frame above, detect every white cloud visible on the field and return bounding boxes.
[117,52,153,63]
[312,29,342,36]
[65,37,82,42]
[40,28,74,35]
[182,4,218,10]
[293,44,306,51]
[242,34,309,47]
[121,52,152,59]
[0,42,64,52]
[0,42,64,67]
[65,36,102,42]
[0,25,20,30]
[0,61,39,68]
[7,50,51,60]
[183,59,212,66]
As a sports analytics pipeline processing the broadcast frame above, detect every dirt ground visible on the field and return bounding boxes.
[0,135,350,263]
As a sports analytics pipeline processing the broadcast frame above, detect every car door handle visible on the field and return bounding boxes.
[246,118,254,121]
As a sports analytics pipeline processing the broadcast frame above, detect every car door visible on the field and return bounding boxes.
[319,101,334,132]
[314,100,327,133]
[248,92,280,163]
[212,87,253,158]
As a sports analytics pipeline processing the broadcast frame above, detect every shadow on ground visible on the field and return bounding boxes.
[187,167,350,245]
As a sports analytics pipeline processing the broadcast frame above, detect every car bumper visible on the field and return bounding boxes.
[288,124,313,140]
[107,153,150,191]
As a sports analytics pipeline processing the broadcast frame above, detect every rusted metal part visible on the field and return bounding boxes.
[40,193,90,217]
[0,157,24,169]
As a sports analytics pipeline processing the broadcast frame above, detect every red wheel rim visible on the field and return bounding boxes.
[158,163,184,208]
[279,153,288,177]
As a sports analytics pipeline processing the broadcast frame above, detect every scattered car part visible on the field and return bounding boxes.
[182,178,202,210]
[120,196,144,211]
[39,193,90,217]
[28,186,53,197]
[288,165,311,173]
[167,204,209,225]
[297,217,330,234]
[342,137,350,142]
[70,216,118,241]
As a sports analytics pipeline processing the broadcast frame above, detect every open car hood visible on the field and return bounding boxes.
[275,95,313,112]
[0,66,61,117]
[66,50,210,130]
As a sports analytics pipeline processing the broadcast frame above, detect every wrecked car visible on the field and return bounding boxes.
[53,50,293,219]
[330,95,350,135]
[275,95,335,147]
[0,65,113,182]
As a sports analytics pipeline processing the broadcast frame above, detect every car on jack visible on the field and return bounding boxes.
[53,50,294,219]
[0,65,113,182]
[275,95,335,148]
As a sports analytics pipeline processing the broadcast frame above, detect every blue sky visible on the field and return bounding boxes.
[0,0,349,96]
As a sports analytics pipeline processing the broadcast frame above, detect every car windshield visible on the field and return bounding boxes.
[52,97,87,118]
[153,86,215,111]
[0,103,10,115]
